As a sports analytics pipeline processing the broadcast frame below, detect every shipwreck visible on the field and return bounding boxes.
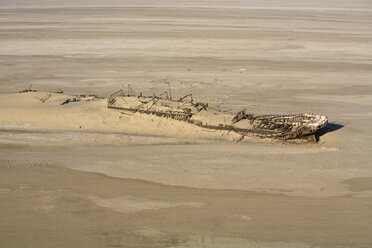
[107,86,328,142]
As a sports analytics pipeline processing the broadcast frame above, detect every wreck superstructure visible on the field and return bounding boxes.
[107,88,328,141]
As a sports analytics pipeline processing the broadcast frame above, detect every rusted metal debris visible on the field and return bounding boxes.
[54,89,64,94]
[19,84,37,93]
[61,94,102,105]
[61,97,80,105]
[107,87,328,142]
[19,86,63,94]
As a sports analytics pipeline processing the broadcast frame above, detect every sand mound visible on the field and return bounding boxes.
[0,92,238,141]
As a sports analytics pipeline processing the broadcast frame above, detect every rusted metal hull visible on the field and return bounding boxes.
[107,95,328,141]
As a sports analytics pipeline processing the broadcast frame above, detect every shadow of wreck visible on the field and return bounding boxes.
[315,122,344,142]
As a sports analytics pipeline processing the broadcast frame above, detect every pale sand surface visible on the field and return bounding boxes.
[1,0,372,247]
[1,161,372,248]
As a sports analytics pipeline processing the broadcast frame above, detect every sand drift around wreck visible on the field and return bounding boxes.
[7,87,328,142]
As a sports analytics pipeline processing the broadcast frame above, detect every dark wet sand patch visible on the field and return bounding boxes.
[1,160,372,248]
[342,177,372,192]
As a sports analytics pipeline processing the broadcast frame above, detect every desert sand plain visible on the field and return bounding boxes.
[1,0,372,247]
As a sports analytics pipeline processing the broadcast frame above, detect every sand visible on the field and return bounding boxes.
[0,91,237,140]
[1,0,372,247]
[1,162,372,248]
